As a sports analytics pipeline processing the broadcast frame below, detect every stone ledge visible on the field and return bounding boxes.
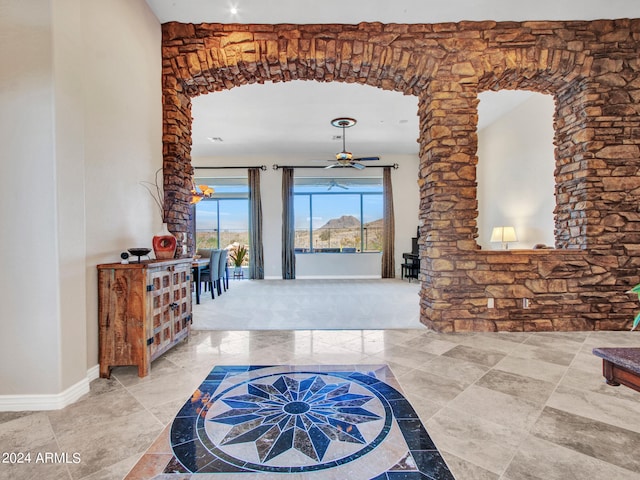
[479,249,588,255]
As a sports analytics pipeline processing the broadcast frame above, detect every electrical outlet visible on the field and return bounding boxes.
[487,298,495,309]
[523,298,530,309]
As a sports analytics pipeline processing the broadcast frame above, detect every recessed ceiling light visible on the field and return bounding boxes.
[207,137,224,142]
[229,6,238,15]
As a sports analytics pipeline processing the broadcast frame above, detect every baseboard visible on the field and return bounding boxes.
[87,364,100,382]
[87,363,100,382]
[295,275,381,279]
[0,366,98,412]
[256,275,383,280]
[233,276,290,280]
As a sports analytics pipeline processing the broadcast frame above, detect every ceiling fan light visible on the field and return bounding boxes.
[190,180,215,203]
[198,185,214,196]
[326,117,378,169]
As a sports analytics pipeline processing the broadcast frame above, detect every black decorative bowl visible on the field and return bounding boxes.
[128,248,151,262]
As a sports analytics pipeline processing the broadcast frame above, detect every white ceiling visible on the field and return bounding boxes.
[191,81,421,159]
[146,1,640,26]
[146,0,640,162]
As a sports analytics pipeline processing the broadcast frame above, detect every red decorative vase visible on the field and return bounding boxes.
[152,223,177,260]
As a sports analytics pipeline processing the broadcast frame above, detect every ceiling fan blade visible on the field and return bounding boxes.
[327,180,348,190]
[350,162,366,170]
[353,156,380,161]
[325,163,338,169]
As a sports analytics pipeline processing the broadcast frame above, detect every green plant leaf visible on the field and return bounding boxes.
[230,244,248,266]
[633,312,640,331]
[628,284,640,294]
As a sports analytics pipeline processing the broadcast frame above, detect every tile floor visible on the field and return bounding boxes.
[135,364,452,479]
[2,280,640,479]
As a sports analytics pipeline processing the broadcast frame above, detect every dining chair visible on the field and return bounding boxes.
[196,248,212,291]
[200,249,221,299]
[217,248,229,294]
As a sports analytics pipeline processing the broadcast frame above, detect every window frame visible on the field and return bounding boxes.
[194,177,250,250]
[293,186,383,254]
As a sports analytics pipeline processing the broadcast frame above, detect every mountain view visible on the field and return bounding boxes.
[197,215,383,252]
[297,215,383,252]
[318,215,361,230]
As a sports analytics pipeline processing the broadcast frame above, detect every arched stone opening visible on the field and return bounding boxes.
[478,66,599,251]
[162,22,436,253]
[162,20,640,332]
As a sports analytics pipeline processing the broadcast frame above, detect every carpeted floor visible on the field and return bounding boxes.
[192,278,422,330]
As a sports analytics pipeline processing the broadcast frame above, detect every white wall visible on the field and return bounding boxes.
[296,253,382,278]
[0,0,160,402]
[477,92,556,249]
[82,0,162,370]
[192,154,420,278]
[53,0,88,394]
[0,0,61,395]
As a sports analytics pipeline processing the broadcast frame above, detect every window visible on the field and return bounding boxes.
[294,177,383,253]
[195,177,249,249]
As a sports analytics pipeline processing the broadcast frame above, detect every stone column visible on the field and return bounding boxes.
[162,77,193,253]
[552,77,640,252]
[417,80,481,331]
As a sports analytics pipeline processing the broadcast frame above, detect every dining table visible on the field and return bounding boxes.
[191,258,210,305]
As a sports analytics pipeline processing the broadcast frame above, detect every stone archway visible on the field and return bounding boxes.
[162,19,640,332]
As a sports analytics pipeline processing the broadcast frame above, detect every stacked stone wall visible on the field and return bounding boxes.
[161,19,640,331]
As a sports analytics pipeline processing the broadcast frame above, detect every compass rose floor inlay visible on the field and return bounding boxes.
[131,364,454,479]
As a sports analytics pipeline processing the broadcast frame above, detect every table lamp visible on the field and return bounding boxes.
[490,226,517,250]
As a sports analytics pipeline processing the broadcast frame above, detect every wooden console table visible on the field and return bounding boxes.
[98,259,192,378]
[592,347,640,393]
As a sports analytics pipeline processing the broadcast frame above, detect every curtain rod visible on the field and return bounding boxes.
[272,163,399,170]
[194,165,267,170]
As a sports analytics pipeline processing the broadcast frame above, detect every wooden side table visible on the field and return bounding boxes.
[593,347,640,393]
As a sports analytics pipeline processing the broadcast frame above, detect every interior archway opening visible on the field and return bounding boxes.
[476,90,556,250]
[189,80,421,282]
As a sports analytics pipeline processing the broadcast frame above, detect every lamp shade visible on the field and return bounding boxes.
[490,226,518,243]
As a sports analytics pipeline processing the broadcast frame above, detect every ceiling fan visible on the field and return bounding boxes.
[325,117,380,170]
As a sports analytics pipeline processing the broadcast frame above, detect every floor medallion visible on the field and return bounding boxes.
[130,364,454,479]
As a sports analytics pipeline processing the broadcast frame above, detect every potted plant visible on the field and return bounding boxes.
[229,244,248,276]
[628,284,640,330]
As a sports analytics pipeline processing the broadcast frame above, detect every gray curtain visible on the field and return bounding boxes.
[248,168,264,279]
[189,203,196,257]
[381,166,395,278]
[281,167,296,279]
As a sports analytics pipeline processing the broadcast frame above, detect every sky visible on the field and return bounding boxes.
[196,199,248,231]
[195,181,383,231]
[294,193,382,229]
